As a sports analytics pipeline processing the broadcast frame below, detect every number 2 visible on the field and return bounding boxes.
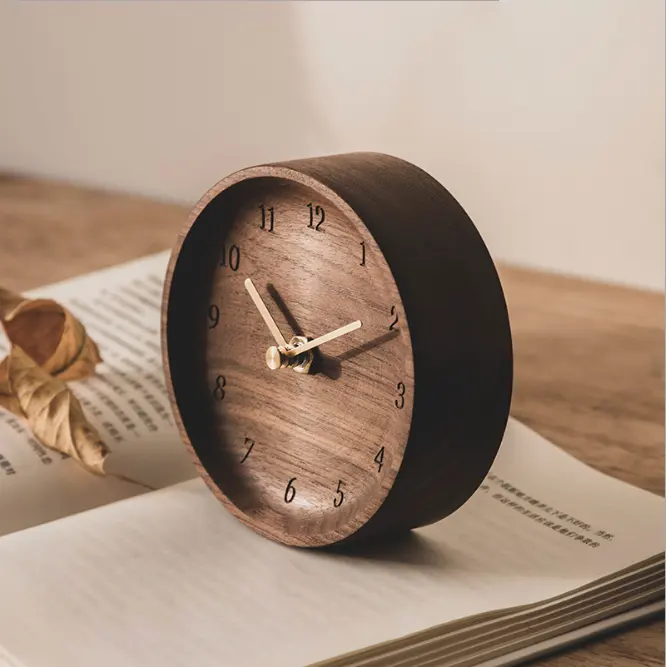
[389,305,399,331]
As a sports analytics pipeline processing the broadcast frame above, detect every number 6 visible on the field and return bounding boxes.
[284,477,296,503]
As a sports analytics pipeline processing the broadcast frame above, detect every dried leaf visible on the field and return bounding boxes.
[8,346,109,475]
[0,287,26,320]
[0,287,102,381]
[0,357,20,414]
[0,394,21,415]
[52,310,102,380]
[0,396,21,415]
[0,357,8,395]
[0,286,107,475]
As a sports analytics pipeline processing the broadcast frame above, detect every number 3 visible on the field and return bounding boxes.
[395,381,406,409]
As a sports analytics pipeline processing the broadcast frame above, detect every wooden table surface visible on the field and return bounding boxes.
[1,173,663,666]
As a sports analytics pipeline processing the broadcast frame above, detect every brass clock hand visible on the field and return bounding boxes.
[283,320,362,358]
[244,278,289,349]
[265,321,362,372]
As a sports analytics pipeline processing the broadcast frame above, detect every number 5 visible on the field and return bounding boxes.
[333,480,345,507]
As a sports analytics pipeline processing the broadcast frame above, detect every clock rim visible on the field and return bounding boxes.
[270,152,513,543]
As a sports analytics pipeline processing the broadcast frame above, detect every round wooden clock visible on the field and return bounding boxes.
[161,152,513,548]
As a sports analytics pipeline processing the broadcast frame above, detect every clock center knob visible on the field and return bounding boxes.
[265,336,314,374]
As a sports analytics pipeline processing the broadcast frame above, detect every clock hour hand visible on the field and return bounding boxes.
[244,278,289,349]
[283,320,362,358]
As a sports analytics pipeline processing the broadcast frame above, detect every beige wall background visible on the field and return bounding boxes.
[1,0,663,290]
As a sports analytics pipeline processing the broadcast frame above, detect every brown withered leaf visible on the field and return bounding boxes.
[0,286,102,381]
[8,346,110,475]
[0,387,21,415]
[0,287,25,320]
[0,358,15,413]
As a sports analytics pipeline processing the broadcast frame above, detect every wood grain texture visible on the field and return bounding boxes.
[0,172,662,666]
[164,173,415,546]
[0,173,185,293]
[500,265,664,497]
[162,153,513,547]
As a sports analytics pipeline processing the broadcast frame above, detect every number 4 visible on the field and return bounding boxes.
[374,447,385,473]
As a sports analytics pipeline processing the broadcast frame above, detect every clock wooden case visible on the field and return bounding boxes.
[161,152,513,548]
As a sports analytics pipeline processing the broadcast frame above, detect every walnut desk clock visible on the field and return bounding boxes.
[161,152,513,548]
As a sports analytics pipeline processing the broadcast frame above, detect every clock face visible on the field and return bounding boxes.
[166,174,414,546]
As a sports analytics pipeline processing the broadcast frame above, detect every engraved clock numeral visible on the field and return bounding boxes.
[220,241,241,271]
[307,203,325,231]
[259,204,274,232]
[333,479,345,507]
[213,374,226,400]
[374,446,385,473]
[395,382,406,409]
[284,477,297,503]
[389,305,399,331]
[208,304,220,329]
[240,437,254,463]
[360,241,366,267]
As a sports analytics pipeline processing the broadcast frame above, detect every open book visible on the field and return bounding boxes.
[0,254,662,667]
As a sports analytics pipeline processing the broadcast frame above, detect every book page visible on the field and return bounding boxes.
[0,418,661,667]
[0,252,196,537]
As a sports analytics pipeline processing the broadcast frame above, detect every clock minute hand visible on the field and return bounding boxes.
[284,320,362,358]
[244,278,289,349]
